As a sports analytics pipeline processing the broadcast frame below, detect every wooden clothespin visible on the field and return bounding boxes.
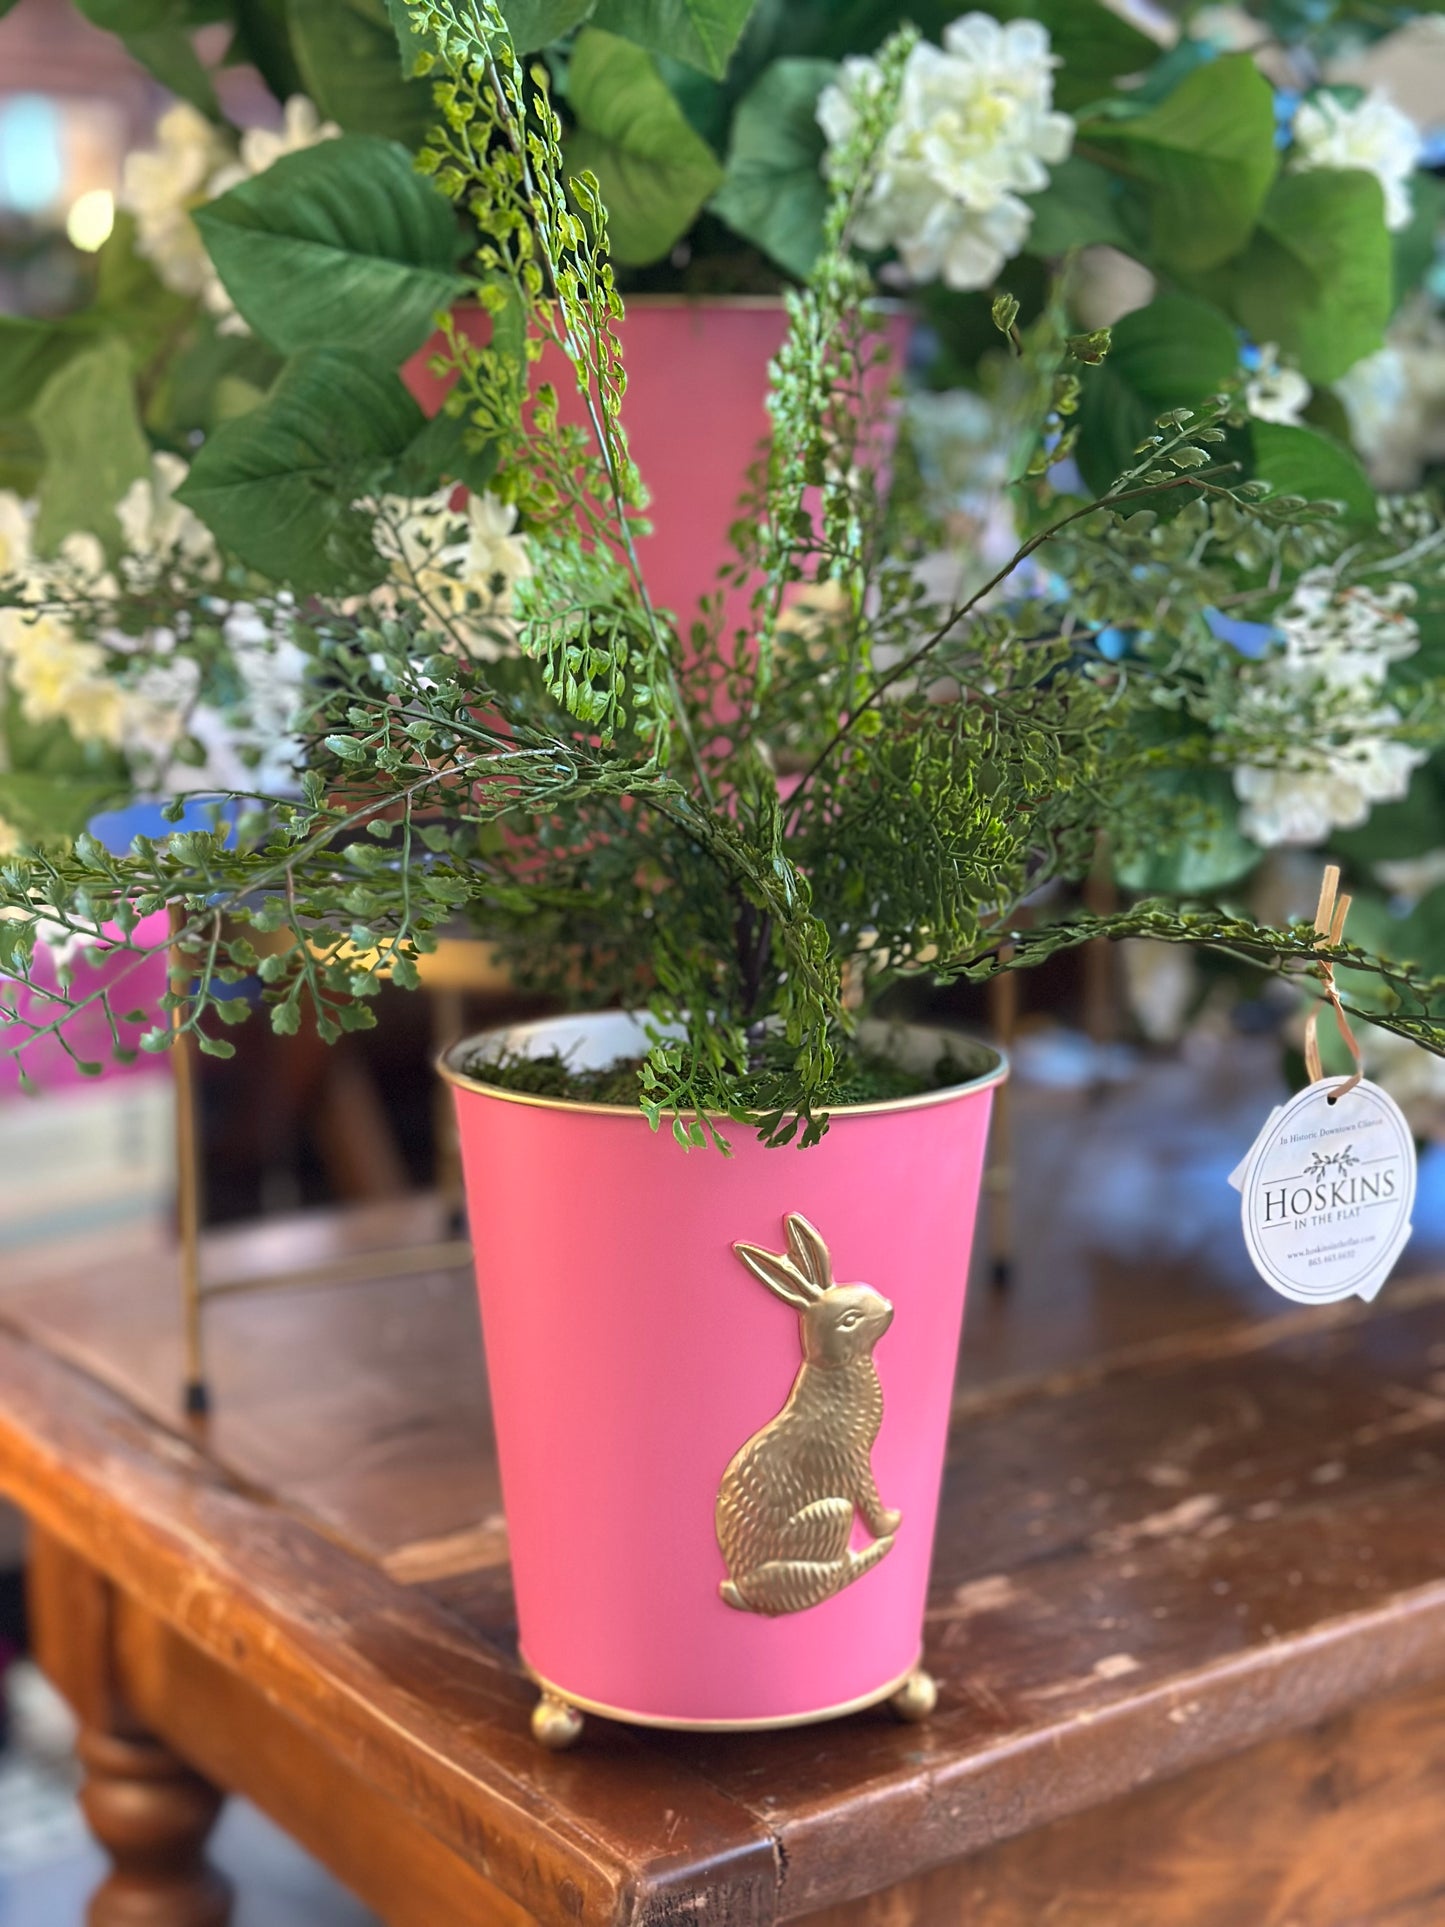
[1302,863,1363,1100]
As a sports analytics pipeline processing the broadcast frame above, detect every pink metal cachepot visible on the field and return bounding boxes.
[442,1012,1004,1742]
[404,298,911,634]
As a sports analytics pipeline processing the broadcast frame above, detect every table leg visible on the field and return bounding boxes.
[77,1725,232,1927]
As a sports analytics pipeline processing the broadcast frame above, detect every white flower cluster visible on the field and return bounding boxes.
[121,97,339,332]
[368,489,532,658]
[1290,88,1422,232]
[1244,342,1311,426]
[817,13,1073,292]
[0,461,307,853]
[1336,294,1445,492]
[1232,571,1426,847]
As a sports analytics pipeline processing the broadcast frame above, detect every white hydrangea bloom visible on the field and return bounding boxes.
[237,95,339,176]
[1335,297,1445,491]
[0,490,35,586]
[1232,572,1427,847]
[2,612,129,747]
[1245,343,1311,426]
[1362,1023,1445,1141]
[1290,88,1422,231]
[120,96,339,329]
[1234,740,1423,846]
[818,14,1074,291]
[1273,571,1419,691]
[117,453,221,590]
[370,489,532,658]
[120,102,233,300]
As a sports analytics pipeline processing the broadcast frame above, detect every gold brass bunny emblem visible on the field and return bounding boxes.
[716,1213,901,1616]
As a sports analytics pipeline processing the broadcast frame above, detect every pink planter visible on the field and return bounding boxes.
[404,299,910,629]
[2,913,171,1094]
[442,1012,1003,1736]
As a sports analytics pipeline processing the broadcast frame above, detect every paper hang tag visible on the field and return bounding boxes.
[1229,1076,1417,1305]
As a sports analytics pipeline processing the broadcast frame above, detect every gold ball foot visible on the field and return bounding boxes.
[890,1668,938,1723]
[531,1693,584,1750]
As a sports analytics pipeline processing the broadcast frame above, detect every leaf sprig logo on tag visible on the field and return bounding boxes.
[1229,1077,1416,1305]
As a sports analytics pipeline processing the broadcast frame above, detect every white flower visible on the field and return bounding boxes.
[120,102,233,300]
[1231,572,1427,847]
[818,14,1074,291]
[1,611,128,746]
[117,453,220,588]
[1335,297,1445,491]
[1234,737,1424,846]
[0,816,22,858]
[460,492,533,605]
[1274,570,1419,693]
[238,95,339,176]
[120,97,339,328]
[1363,1022,1445,1141]
[1245,344,1311,426]
[370,489,531,658]
[1290,88,1422,231]
[0,490,35,587]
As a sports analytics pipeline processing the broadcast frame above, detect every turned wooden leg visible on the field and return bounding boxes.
[77,1727,232,1927]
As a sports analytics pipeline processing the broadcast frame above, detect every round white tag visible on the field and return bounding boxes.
[1229,1076,1417,1305]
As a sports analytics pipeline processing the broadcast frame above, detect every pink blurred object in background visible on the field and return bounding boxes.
[403,297,912,634]
[2,911,171,1094]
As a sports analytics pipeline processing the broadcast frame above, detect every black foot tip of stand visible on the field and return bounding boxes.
[183,1379,212,1418]
[990,1257,1012,1293]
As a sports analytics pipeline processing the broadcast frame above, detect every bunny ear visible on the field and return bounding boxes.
[733,1240,816,1310]
[784,1214,833,1296]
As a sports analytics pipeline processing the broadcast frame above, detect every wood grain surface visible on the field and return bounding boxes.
[2,1043,1444,1926]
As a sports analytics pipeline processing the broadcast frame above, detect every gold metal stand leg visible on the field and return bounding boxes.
[170,908,209,1418]
[986,946,1019,1293]
[531,1693,584,1750]
[889,1668,938,1723]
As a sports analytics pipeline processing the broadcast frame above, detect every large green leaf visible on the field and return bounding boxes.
[1027,154,1141,257]
[1115,767,1261,894]
[1214,169,1393,384]
[0,318,88,419]
[74,0,221,115]
[711,57,833,280]
[0,420,43,497]
[1333,753,1445,865]
[1076,293,1240,496]
[194,136,464,363]
[288,0,434,146]
[1249,420,1375,526]
[32,340,151,558]
[0,693,129,843]
[0,772,130,844]
[1084,55,1277,274]
[229,0,307,101]
[93,212,194,374]
[564,30,724,265]
[590,0,755,78]
[504,0,596,48]
[175,348,423,590]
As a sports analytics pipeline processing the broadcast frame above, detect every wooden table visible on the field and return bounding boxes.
[5,1043,1445,1926]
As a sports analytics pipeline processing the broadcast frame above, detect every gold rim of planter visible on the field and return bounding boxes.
[522,1654,924,1732]
[437,1023,1008,1120]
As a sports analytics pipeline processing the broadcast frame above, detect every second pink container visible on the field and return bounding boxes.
[442,1012,1003,1738]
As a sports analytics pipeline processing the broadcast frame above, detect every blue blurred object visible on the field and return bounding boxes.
[1095,626,1131,661]
[0,96,63,215]
[87,799,236,855]
[1206,607,1276,657]
[1273,89,1302,149]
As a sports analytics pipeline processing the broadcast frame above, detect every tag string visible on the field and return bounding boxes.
[1303,863,1363,1099]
